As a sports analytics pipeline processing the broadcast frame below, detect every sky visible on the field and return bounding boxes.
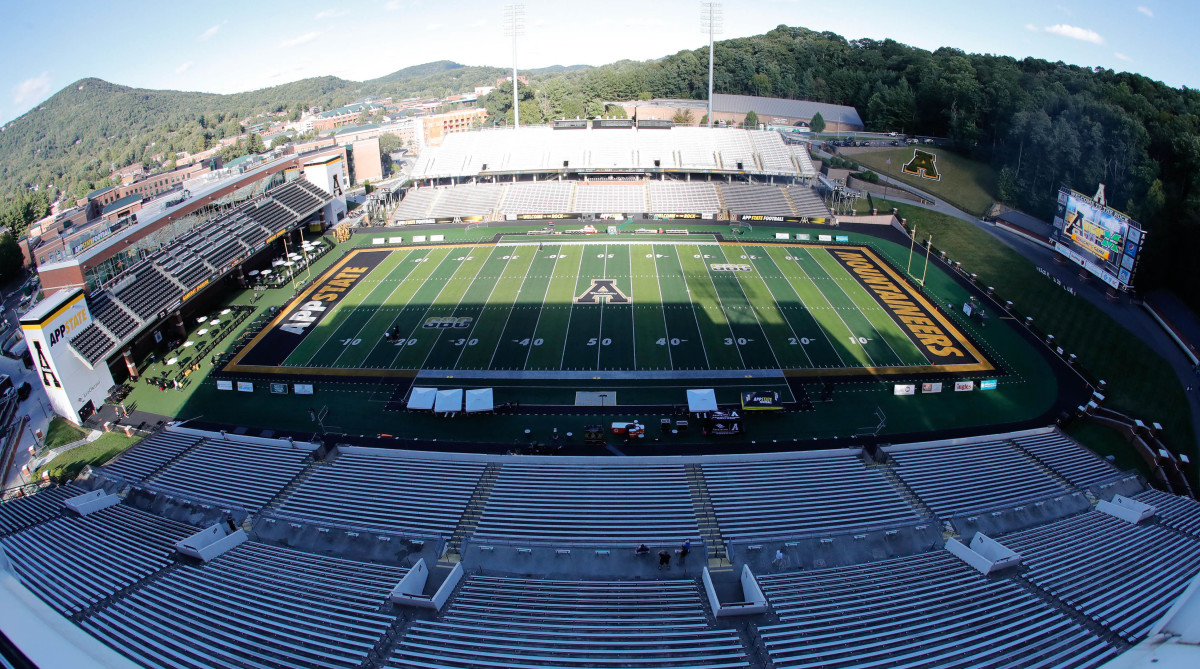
[0,0,1192,125]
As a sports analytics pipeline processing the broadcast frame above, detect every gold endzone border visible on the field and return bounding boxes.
[225,240,994,378]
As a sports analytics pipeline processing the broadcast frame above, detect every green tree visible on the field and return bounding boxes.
[378,133,402,156]
[672,108,695,125]
[270,134,291,149]
[809,112,826,134]
[0,233,24,282]
[751,73,772,96]
[744,110,760,128]
[997,167,1018,204]
[248,132,265,154]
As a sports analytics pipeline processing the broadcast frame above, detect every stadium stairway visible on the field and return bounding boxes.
[780,188,800,217]
[1008,439,1089,499]
[644,181,651,212]
[685,464,731,568]
[121,431,206,485]
[254,450,338,520]
[867,457,937,521]
[715,185,728,218]
[443,462,502,562]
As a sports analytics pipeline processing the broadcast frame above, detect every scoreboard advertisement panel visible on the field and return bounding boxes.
[1051,187,1145,290]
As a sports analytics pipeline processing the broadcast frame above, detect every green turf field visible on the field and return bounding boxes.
[230,239,991,378]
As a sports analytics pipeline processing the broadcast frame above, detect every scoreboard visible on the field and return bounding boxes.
[1051,186,1145,291]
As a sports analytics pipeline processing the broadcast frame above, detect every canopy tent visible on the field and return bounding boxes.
[687,388,718,413]
[465,388,494,413]
[434,388,463,413]
[407,387,437,411]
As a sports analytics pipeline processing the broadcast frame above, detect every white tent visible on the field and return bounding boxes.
[465,388,494,413]
[407,387,437,410]
[434,388,463,413]
[687,388,718,413]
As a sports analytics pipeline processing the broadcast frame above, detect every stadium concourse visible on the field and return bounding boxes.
[0,424,1199,667]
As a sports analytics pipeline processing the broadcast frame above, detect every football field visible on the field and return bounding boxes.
[229,240,993,378]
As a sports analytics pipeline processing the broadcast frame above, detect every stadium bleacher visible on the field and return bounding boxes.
[647,181,721,214]
[426,183,503,218]
[0,504,195,616]
[83,541,407,669]
[1134,488,1200,536]
[719,183,795,216]
[749,130,797,173]
[271,452,485,537]
[472,462,699,542]
[2,428,1195,668]
[757,550,1119,668]
[1000,510,1200,641]
[497,181,575,215]
[884,439,1072,517]
[394,187,441,221]
[785,185,831,219]
[68,324,116,366]
[388,576,750,668]
[86,291,140,340]
[572,182,647,213]
[702,453,922,539]
[1012,432,1122,488]
[142,436,312,511]
[99,430,205,483]
[0,483,81,536]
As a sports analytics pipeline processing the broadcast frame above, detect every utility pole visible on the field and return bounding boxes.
[701,2,722,128]
[504,4,525,129]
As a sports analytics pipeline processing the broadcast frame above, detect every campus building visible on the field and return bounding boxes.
[613,93,864,132]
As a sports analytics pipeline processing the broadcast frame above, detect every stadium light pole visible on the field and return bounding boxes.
[700,2,722,128]
[503,4,525,130]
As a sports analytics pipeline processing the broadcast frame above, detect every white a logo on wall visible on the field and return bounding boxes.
[33,340,61,388]
[574,279,630,305]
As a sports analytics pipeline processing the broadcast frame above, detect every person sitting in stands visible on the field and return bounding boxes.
[635,543,650,555]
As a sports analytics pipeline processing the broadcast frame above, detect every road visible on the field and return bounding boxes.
[0,285,57,492]
[826,152,1200,452]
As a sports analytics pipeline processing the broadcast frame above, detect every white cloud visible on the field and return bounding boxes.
[471,19,487,28]
[315,9,347,19]
[1043,24,1105,45]
[199,21,226,41]
[426,23,442,31]
[1138,6,1153,17]
[1025,23,1038,32]
[12,72,51,107]
[385,0,402,10]
[175,61,194,74]
[1114,52,1133,62]
[279,32,320,47]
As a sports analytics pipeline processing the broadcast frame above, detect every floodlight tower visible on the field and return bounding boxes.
[700,2,722,128]
[503,4,525,129]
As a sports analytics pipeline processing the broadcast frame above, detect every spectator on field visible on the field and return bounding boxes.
[680,539,691,559]
[772,548,786,569]
[658,550,671,570]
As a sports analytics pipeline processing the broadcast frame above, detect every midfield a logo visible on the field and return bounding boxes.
[902,149,941,181]
[574,279,630,304]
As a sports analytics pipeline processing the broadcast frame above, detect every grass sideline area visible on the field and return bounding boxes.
[850,147,998,217]
[42,416,86,450]
[38,431,141,482]
[1064,420,1150,480]
[872,197,1195,460]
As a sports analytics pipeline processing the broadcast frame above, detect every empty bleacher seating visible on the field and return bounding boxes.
[785,185,831,219]
[272,452,485,537]
[675,128,720,169]
[713,130,756,170]
[1012,432,1122,487]
[82,542,407,669]
[388,576,749,668]
[749,130,796,173]
[69,324,115,365]
[702,454,921,539]
[719,184,795,216]
[1135,488,1200,537]
[114,265,182,321]
[498,181,575,215]
[757,550,1118,668]
[143,437,311,511]
[0,504,194,616]
[426,183,503,218]
[394,188,441,221]
[884,440,1071,517]
[473,462,699,542]
[1000,510,1200,641]
[0,484,81,536]
[99,430,204,483]
[88,292,139,340]
[790,143,817,177]
[572,182,647,213]
[648,181,721,214]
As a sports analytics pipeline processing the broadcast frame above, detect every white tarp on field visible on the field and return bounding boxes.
[407,387,437,410]
[434,388,463,413]
[687,388,718,412]
[465,388,494,413]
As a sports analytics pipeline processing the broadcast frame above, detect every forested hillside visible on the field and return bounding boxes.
[3,24,1200,299]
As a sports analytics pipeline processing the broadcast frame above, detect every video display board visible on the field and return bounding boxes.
[1051,187,1144,290]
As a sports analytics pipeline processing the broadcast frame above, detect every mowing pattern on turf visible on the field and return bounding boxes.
[228,241,992,378]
